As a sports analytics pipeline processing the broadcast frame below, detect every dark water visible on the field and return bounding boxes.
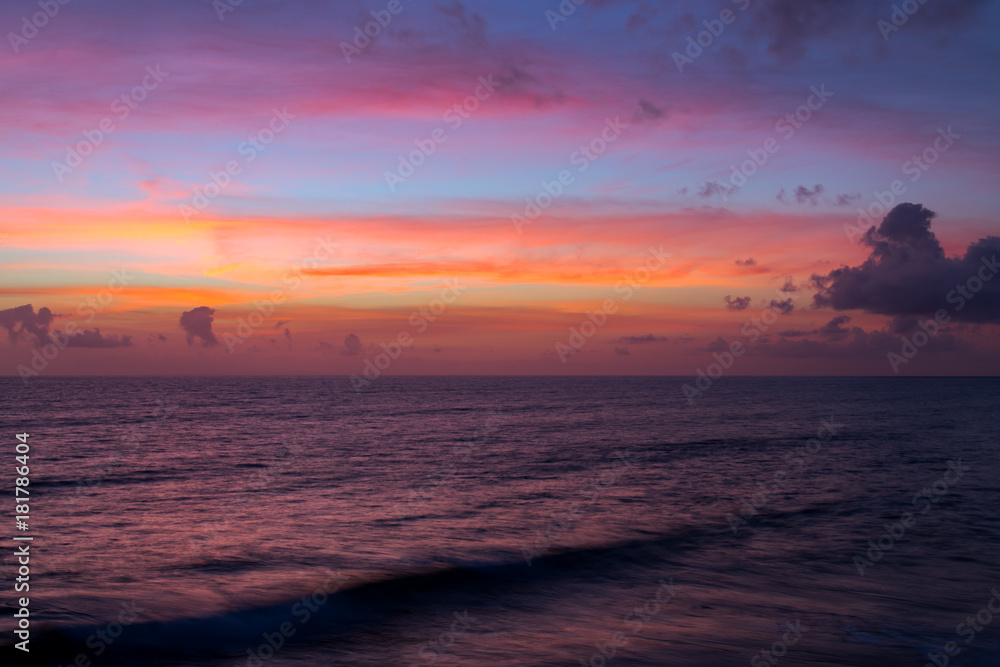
[1,377,998,666]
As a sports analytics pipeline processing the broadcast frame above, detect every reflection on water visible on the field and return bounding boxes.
[1,376,998,665]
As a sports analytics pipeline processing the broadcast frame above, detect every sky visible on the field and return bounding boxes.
[1,0,999,378]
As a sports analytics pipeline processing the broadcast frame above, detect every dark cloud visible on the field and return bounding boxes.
[813,203,1000,323]
[318,340,335,352]
[797,184,823,205]
[438,1,487,46]
[864,202,943,259]
[612,334,669,344]
[725,295,751,311]
[275,320,290,329]
[342,333,363,356]
[705,337,729,352]
[778,329,813,337]
[777,184,824,206]
[755,326,967,359]
[751,0,859,63]
[633,99,666,123]
[157,334,167,342]
[0,304,53,344]
[2,304,134,350]
[769,298,795,314]
[779,277,798,293]
[735,258,757,267]
[748,0,990,64]
[179,306,219,347]
[836,193,862,207]
[698,181,736,199]
[817,315,851,341]
[626,3,659,32]
[614,347,630,356]
[63,329,133,348]
[887,317,921,334]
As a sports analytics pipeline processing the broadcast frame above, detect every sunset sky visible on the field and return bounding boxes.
[2,0,999,377]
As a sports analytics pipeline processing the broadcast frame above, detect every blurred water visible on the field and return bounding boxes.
[1,376,998,666]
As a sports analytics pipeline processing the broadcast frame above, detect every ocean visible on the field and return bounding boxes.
[1,376,998,666]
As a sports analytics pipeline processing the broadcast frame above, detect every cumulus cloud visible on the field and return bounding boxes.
[1,305,135,349]
[817,315,852,341]
[813,203,1000,323]
[0,304,54,344]
[342,333,363,356]
[725,295,751,311]
[63,329,133,348]
[699,181,736,199]
[705,337,729,352]
[769,298,795,313]
[438,1,487,45]
[778,184,824,205]
[179,306,219,347]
